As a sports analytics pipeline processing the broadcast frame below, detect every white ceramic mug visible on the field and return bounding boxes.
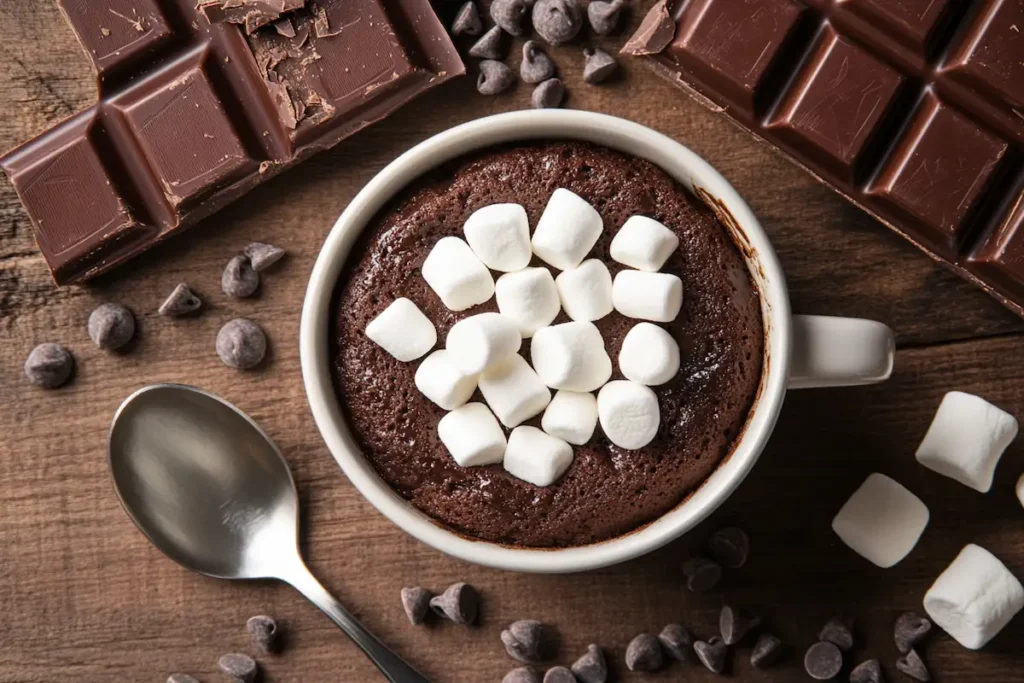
[300,111,894,573]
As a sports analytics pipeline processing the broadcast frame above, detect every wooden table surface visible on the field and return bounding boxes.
[1,2,1022,682]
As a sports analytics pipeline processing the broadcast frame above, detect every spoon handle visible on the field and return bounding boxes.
[286,564,432,683]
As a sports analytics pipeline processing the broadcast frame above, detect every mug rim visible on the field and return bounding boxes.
[299,110,792,573]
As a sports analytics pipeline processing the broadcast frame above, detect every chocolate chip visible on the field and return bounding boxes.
[521,40,555,84]
[159,283,202,317]
[894,612,932,654]
[819,617,855,651]
[532,0,582,45]
[223,255,259,298]
[88,303,135,350]
[469,25,505,59]
[452,1,483,36]
[401,586,433,625]
[246,615,279,653]
[501,619,546,662]
[694,636,728,674]
[571,644,607,683]
[503,667,542,683]
[542,666,575,683]
[429,582,479,625]
[657,623,692,662]
[478,60,515,95]
[750,633,783,668]
[167,675,200,683]
[682,557,722,593]
[895,649,930,682]
[625,633,664,672]
[582,47,617,84]
[587,0,625,35]
[708,527,750,568]
[531,78,564,108]
[216,319,267,370]
[850,659,886,683]
[491,0,529,35]
[720,605,761,645]
[243,242,286,272]
[24,343,73,389]
[218,653,258,683]
[804,641,843,681]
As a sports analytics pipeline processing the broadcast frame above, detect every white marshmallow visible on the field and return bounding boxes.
[619,323,680,386]
[445,312,522,375]
[530,322,612,392]
[610,215,680,272]
[479,353,552,428]
[1017,473,1024,509]
[495,267,561,337]
[831,473,929,568]
[924,544,1024,650]
[438,402,507,468]
[597,380,660,450]
[915,391,1018,493]
[531,188,603,270]
[542,390,598,445]
[503,426,574,487]
[414,350,478,410]
[365,297,437,361]
[463,203,532,272]
[421,236,495,311]
[612,270,683,322]
[555,259,613,322]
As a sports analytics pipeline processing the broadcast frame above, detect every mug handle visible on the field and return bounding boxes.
[788,315,895,389]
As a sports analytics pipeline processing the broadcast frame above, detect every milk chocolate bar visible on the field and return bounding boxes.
[625,0,1024,317]
[1,0,463,285]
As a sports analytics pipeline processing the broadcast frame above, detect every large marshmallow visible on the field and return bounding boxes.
[530,322,613,392]
[555,259,613,322]
[597,380,660,450]
[463,203,532,272]
[831,473,929,568]
[495,267,561,337]
[542,390,598,445]
[612,270,683,322]
[916,391,1018,493]
[619,323,680,386]
[610,215,680,272]
[365,297,437,361]
[504,426,574,487]
[924,544,1024,650]
[414,350,478,410]
[422,236,495,311]
[446,312,522,375]
[531,188,603,270]
[479,353,552,428]
[438,402,507,468]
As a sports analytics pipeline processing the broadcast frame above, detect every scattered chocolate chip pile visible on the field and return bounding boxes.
[403,582,481,626]
[167,614,281,683]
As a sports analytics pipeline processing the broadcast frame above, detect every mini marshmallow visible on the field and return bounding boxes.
[479,353,552,428]
[619,322,680,386]
[365,298,437,361]
[531,188,603,270]
[916,391,1018,493]
[503,426,574,487]
[924,544,1024,650]
[463,203,532,272]
[612,270,683,322]
[495,267,561,337]
[438,402,507,467]
[422,236,495,311]
[531,321,612,392]
[597,380,660,450]
[610,215,680,272]
[555,259,613,322]
[831,473,929,568]
[414,350,478,410]
[542,390,598,445]
[445,312,522,375]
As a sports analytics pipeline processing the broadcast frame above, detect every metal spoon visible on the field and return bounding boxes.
[107,383,430,683]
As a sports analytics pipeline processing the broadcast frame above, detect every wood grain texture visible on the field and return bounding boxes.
[0,2,1022,682]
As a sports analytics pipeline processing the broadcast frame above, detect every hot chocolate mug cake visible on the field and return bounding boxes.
[301,111,894,572]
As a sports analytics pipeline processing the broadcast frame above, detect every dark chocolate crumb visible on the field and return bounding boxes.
[819,617,855,651]
[750,633,783,668]
[532,0,583,46]
[657,623,692,662]
[587,0,625,35]
[401,586,434,625]
[478,60,515,95]
[491,0,530,36]
[682,557,722,593]
[429,582,479,625]
[531,78,565,108]
[570,644,607,683]
[469,25,505,59]
[501,619,546,663]
[625,633,664,672]
[694,636,728,674]
[894,612,932,654]
[804,641,843,681]
[719,605,761,645]
[850,659,886,683]
[24,343,73,389]
[218,653,258,683]
[896,649,930,682]
[521,40,556,84]
[708,527,750,568]
[452,1,483,36]
[246,615,279,654]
